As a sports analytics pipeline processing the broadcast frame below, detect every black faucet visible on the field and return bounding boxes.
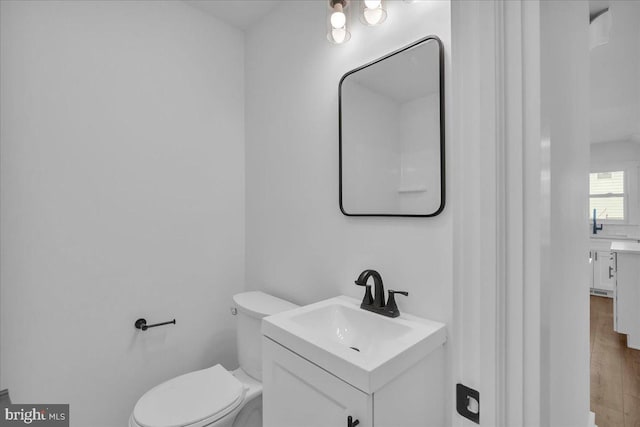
[355,269,385,307]
[354,270,408,318]
[592,208,603,235]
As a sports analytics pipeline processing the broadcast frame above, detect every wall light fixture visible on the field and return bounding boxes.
[327,0,351,44]
[327,0,417,44]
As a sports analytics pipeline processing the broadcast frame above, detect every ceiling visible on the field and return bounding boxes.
[184,0,283,30]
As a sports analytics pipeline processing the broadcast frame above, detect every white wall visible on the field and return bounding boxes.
[246,0,451,328]
[399,94,440,212]
[591,140,640,166]
[245,0,452,416]
[0,2,245,426]
[540,1,591,425]
[341,81,401,213]
[590,0,640,143]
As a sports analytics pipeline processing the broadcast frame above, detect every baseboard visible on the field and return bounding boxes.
[589,411,597,427]
[0,389,11,406]
[590,288,613,298]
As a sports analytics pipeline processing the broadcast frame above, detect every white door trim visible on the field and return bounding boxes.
[451,1,541,425]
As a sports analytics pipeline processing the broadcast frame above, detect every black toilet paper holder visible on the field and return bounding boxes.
[134,318,176,331]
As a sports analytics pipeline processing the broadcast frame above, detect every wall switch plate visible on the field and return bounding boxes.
[456,383,480,424]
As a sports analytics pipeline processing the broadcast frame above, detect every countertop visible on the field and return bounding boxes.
[591,235,640,241]
[611,241,640,254]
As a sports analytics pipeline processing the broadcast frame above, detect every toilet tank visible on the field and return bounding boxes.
[233,291,298,381]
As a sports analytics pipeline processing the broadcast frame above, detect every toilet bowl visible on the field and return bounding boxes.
[128,366,260,427]
[129,292,298,427]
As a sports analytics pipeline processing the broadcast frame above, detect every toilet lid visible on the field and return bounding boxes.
[133,364,245,427]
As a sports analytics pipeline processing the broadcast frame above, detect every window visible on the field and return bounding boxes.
[589,171,625,221]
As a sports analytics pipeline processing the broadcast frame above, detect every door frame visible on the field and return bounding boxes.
[451,1,542,425]
[453,1,592,426]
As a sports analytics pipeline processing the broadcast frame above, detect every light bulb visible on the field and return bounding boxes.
[363,7,384,25]
[360,0,386,26]
[330,10,346,28]
[331,28,347,44]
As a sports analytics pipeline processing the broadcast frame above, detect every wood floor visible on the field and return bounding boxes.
[591,295,640,427]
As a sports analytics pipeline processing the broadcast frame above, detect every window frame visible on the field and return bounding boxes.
[589,169,628,224]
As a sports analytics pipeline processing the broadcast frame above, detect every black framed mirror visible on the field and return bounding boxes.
[339,36,445,217]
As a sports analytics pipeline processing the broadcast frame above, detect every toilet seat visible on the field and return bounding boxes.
[133,365,246,427]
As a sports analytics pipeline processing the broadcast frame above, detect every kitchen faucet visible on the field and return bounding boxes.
[593,208,603,235]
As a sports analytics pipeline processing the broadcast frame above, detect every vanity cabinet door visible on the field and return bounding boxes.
[263,337,372,427]
[589,250,595,290]
[593,250,615,293]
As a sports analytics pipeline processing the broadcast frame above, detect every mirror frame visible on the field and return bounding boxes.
[338,35,445,217]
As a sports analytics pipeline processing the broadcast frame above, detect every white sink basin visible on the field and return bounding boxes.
[289,303,412,357]
[262,295,446,394]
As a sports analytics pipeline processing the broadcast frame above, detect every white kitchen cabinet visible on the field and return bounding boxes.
[590,238,618,297]
[263,337,445,427]
[593,250,615,295]
[611,242,640,349]
[588,250,594,290]
[590,237,640,297]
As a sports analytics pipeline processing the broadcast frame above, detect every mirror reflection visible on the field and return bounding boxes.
[339,37,445,217]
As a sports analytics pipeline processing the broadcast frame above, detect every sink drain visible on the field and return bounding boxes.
[349,346,360,352]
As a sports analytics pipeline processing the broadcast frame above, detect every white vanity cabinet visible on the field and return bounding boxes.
[261,295,447,427]
[611,242,640,349]
[263,337,446,427]
[263,337,372,427]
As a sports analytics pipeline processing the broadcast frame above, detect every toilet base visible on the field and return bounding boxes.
[232,394,261,427]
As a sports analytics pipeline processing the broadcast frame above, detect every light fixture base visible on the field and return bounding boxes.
[330,0,347,8]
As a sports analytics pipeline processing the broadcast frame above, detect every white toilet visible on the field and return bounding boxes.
[129,291,298,427]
